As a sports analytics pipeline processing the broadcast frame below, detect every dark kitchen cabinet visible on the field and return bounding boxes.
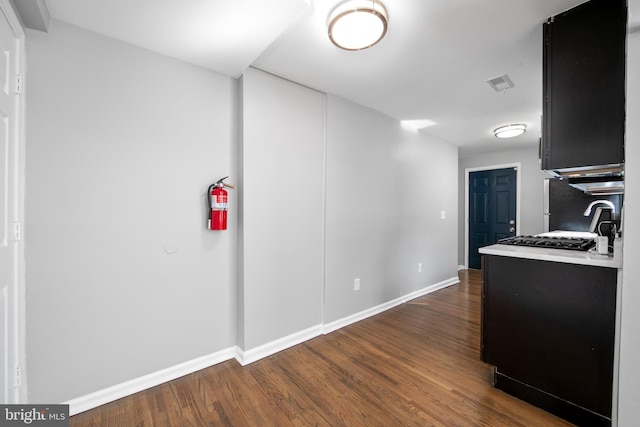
[482,255,617,426]
[541,0,627,173]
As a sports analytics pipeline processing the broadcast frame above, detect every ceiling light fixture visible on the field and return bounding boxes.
[494,124,526,139]
[328,0,389,51]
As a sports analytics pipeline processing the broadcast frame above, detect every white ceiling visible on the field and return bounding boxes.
[21,0,640,154]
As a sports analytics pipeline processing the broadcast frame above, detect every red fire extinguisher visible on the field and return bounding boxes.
[208,176,234,230]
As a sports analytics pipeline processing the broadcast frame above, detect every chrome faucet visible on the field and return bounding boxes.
[583,200,616,218]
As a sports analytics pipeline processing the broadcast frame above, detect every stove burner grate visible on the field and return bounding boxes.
[497,235,596,251]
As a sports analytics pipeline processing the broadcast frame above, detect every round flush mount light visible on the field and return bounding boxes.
[494,124,526,138]
[328,0,389,51]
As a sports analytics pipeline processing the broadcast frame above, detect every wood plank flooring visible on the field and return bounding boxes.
[70,270,574,426]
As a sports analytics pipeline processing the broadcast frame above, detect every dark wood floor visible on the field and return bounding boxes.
[71,270,573,426]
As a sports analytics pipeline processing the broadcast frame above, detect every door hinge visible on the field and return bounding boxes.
[12,222,22,241]
[12,74,23,95]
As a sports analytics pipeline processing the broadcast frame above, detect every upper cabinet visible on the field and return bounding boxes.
[542,0,627,177]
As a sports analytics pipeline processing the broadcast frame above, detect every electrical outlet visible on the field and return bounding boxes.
[440,210,446,220]
[354,278,360,291]
[418,263,422,273]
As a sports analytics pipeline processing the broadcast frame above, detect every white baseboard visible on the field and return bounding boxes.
[402,276,459,302]
[323,275,459,334]
[458,264,467,270]
[66,275,459,416]
[235,324,324,366]
[323,297,405,335]
[65,347,236,416]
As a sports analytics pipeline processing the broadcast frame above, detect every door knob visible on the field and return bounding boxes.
[509,220,515,225]
[509,227,515,233]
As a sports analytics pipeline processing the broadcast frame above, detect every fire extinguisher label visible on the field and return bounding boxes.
[212,194,227,210]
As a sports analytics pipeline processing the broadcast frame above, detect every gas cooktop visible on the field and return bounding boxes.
[497,235,596,251]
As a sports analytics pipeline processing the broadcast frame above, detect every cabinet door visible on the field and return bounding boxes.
[542,0,626,171]
[482,255,616,419]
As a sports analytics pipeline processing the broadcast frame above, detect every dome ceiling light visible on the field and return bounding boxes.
[328,0,389,51]
[494,124,526,139]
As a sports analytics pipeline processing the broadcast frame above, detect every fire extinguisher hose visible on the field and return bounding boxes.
[207,183,216,221]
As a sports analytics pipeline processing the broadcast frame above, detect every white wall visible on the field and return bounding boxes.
[25,20,237,403]
[458,146,548,266]
[238,73,459,354]
[22,18,461,408]
[238,68,325,352]
[324,96,459,323]
[618,29,640,426]
[24,16,636,420]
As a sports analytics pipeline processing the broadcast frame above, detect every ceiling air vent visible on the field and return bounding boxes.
[486,74,515,92]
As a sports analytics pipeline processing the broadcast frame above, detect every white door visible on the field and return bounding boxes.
[0,0,25,404]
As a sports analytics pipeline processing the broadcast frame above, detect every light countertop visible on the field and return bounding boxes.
[479,243,622,269]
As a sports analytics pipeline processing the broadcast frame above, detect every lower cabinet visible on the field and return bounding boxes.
[482,255,617,426]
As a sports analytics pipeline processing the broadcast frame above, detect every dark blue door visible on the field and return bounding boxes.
[468,167,517,269]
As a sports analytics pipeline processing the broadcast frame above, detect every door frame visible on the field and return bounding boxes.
[0,0,27,403]
[464,163,521,269]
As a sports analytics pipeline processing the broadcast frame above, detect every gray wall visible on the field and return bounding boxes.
[457,146,549,266]
[24,22,461,404]
[25,20,237,402]
[325,96,459,323]
[239,68,325,350]
[618,28,640,426]
[21,13,640,421]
